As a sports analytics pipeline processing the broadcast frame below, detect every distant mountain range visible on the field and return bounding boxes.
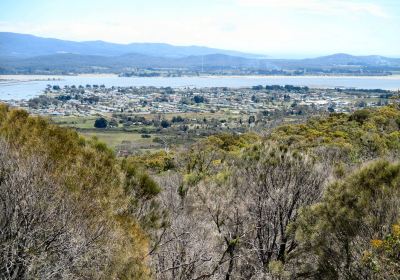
[272,53,400,68]
[1,32,400,74]
[0,32,263,59]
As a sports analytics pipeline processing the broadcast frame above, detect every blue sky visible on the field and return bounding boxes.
[1,0,399,57]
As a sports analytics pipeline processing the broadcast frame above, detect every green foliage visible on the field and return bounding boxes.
[94,117,108,128]
[138,173,161,198]
[269,261,288,278]
[293,160,400,279]
[128,150,175,172]
[363,224,400,279]
[171,115,184,123]
[122,159,160,199]
[121,158,166,232]
[141,105,400,279]
[269,105,400,161]
[160,119,170,128]
[349,109,371,124]
[181,132,260,183]
[0,103,160,279]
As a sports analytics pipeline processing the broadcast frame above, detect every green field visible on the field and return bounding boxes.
[80,130,154,148]
[49,116,98,129]
[48,111,266,154]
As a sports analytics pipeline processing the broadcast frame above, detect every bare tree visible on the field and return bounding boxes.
[0,140,114,279]
[151,171,217,280]
[235,145,326,277]
[150,143,327,280]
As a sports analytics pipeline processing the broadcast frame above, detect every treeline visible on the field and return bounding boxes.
[253,84,310,92]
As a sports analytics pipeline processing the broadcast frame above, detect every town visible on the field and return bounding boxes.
[5,84,396,155]
[10,84,394,117]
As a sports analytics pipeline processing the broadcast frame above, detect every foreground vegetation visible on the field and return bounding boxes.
[1,102,400,279]
[0,104,164,279]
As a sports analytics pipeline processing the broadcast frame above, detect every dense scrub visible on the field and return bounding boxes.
[2,103,400,279]
[0,104,163,279]
[269,106,400,162]
[143,105,400,279]
[291,160,400,279]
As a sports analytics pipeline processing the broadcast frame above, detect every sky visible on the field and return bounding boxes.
[0,0,399,58]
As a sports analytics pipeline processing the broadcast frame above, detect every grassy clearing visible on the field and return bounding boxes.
[50,116,157,150]
[131,111,237,121]
[49,116,98,129]
[48,113,249,153]
[80,130,154,148]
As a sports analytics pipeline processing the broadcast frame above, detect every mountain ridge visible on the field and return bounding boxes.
[0,32,265,59]
[1,33,400,74]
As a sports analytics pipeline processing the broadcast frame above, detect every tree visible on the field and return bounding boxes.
[146,106,400,279]
[161,119,170,128]
[149,134,259,279]
[234,145,325,277]
[193,95,205,103]
[349,108,370,124]
[0,141,112,279]
[151,139,324,280]
[150,171,216,280]
[248,115,256,124]
[94,117,108,128]
[292,160,400,279]
[0,104,163,279]
[172,116,184,123]
[252,85,264,90]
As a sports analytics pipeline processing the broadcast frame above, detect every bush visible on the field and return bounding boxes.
[160,119,170,128]
[94,117,108,128]
[0,104,159,279]
[294,160,400,279]
[349,109,370,124]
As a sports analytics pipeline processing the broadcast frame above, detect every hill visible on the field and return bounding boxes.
[0,52,276,73]
[1,33,400,74]
[271,53,400,69]
[0,32,262,59]
[2,52,400,75]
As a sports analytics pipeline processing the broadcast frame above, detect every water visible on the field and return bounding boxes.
[1,75,400,100]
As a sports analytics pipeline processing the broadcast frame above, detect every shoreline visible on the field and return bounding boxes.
[1,74,400,81]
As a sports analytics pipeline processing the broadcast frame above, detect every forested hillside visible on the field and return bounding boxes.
[1,103,400,279]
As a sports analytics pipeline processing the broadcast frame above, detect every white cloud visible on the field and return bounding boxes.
[235,0,389,18]
[0,0,397,56]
